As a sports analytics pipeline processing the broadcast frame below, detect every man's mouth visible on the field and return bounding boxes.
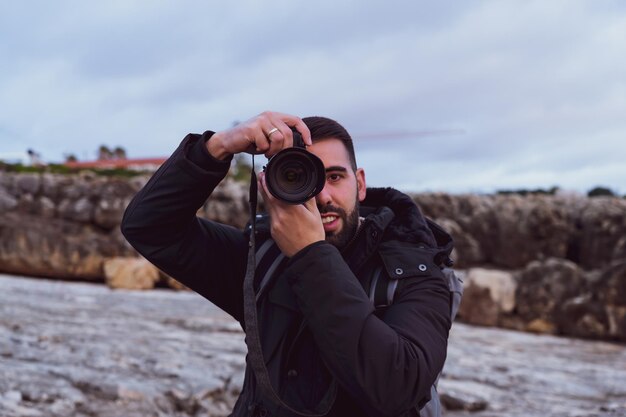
[321,216,337,224]
[321,214,341,232]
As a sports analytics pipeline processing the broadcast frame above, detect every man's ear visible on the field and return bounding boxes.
[356,168,366,202]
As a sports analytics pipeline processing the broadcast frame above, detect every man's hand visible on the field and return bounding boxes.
[207,111,312,160]
[258,172,325,257]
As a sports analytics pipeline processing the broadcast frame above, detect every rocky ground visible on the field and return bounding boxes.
[1,274,625,417]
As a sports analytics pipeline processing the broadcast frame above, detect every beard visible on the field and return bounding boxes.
[319,201,360,249]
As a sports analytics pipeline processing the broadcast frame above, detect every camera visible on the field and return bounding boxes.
[264,128,325,204]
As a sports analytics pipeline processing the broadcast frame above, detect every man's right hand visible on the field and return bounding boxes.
[207,111,312,160]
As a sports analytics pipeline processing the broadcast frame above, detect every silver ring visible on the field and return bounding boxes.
[266,127,279,137]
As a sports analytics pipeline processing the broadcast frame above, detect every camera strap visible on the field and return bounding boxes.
[243,156,336,416]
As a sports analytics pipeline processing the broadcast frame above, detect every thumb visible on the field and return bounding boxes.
[303,196,320,216]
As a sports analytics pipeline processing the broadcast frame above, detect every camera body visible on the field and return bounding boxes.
[264,128,325,204]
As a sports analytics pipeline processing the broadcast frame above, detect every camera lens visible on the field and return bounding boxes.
[265,148,325,204]
[277,162,306,190]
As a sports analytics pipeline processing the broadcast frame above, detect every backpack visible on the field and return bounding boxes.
[369,264,464,417]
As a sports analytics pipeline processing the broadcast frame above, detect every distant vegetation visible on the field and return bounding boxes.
[0,156,253,181]
[0,162,144,178]
[496,186,560,196]
[496,186,624,198]
[587,186,616,198]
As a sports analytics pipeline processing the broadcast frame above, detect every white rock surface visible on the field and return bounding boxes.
[1,274,625,417]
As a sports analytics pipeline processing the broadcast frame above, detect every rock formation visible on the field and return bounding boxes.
[0,171,249,287]
[1,170,625,341]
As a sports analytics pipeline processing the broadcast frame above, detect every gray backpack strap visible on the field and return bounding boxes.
[256,252,286,301]
[420,268,464,417]
[254,238,287,301]
[255,239,275,268]
[368,265,385,307]
[368,265,400,308]
[365,248,464,417]
[443,267,464,321]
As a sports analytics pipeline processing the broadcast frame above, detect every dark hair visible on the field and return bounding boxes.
[303,116,357,171]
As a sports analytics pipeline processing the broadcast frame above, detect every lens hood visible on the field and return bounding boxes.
[264,130,325,204]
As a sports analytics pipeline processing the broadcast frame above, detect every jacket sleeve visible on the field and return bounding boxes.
[121,132,249,322]
[284,241,451,417]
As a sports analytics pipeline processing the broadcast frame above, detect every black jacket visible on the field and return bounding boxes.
[121,133,453,417]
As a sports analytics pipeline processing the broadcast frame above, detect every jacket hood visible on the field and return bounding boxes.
[361,187,448,251]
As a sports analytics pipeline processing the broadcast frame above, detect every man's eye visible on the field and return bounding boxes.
[328,174,341,182]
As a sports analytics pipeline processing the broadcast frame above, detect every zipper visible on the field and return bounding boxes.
[340,217,368,255]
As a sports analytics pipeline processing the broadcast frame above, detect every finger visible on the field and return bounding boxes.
[258,171,278,210]
[248,124,270,154]
[261,120,285,158]
[257,172,274,213]
[302,196,320,216]
[291,119,312,147]
[268,118,293,151]
[271,112,311,147]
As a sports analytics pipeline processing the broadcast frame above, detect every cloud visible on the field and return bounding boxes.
[0,0,624,194]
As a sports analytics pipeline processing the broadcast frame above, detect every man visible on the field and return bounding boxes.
[121,112,453,417]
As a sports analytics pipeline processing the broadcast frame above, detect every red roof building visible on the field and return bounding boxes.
[64,158,167,171]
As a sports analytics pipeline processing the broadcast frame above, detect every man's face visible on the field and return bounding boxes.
[307,138,366,249]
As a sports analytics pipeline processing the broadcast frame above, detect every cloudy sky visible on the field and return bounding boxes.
[1,1,625,194]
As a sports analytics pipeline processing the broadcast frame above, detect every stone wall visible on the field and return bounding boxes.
[414,192,626,342]
[414,192,626,270]
[0,171,248,283]
[1,171,625,340]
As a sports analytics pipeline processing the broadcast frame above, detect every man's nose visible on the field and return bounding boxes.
[315,183,332,207]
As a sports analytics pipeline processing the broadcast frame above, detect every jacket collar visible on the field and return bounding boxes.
[360,187,438,248]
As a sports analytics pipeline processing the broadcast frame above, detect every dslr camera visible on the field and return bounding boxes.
[264,128,325,204]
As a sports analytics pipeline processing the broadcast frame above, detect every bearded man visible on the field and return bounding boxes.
[121,111,454,417]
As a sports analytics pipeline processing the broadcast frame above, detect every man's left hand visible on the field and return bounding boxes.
[258,172,325,257]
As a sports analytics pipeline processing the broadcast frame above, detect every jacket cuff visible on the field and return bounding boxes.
[175,132,232,182]
[188,131,233,169]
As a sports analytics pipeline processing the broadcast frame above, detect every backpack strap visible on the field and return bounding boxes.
[256,245,286,301]
[368,261,464,319]
[367,264,463,417]
[366,265,399,309]
[255,238,275,268]
[443,267,464,321]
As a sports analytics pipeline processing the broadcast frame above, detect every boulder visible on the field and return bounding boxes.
[103,257,160,290]
[15,173,41,195]
[202,178,249,229]
[489,195,570,268]
[576,197,626,269]
[457,268,516,326]
[594,261,626,340]
[0,186,18,211]
[516,258,587,334]
[430,218,482,267]
[555,294,609,339]
[58,197,94,223]
[41,173,71,201]
[17,193,37,214]
[0,212,132,280]
[416,193,495,266]
[37,196,56,218]
[94,197,128,230]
